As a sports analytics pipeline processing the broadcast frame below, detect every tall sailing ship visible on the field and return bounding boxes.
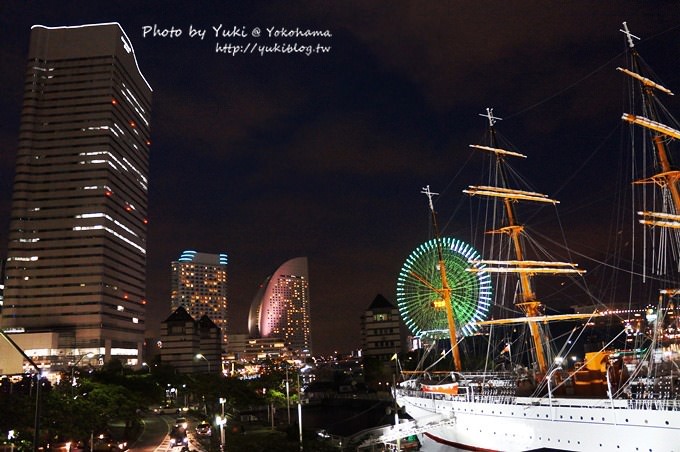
[394,23,680,452]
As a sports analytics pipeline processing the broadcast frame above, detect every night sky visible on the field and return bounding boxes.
[1,2,679,355]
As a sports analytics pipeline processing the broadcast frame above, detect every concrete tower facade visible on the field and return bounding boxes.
[2,23,152,366]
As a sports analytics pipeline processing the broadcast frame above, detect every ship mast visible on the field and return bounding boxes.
[418,186,463,371]
[465,109,585,374]
[619,22,680,229]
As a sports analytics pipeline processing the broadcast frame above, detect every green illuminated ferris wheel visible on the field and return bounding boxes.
[396,237,492,338]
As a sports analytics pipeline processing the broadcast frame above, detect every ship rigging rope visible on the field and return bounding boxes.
[532,225,677,285]
[320,399,388,430]
[539,328,629,398]
[440,24,680,235]
[534,325,584,395]
[505,53,625,120]
[504,22,680,121]
[426,29,680,387]
[409,340,439,378]
[526,227,675,324]
[543,125,619,210]
[423,344,452,376]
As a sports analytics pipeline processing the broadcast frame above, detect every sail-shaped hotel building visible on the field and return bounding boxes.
[248,257,312,356]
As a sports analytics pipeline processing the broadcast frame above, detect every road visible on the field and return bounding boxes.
[128,414,209,452]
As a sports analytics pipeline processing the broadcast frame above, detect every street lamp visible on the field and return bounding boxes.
[218,398,226,451]
[285,366,291,424]
[215,413,226,452]
[195,353,211,372]
[297,371,303,452]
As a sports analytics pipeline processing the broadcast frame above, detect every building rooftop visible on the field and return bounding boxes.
[366,294,395,311]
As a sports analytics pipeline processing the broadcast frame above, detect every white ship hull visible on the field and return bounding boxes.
[399,391,680,451]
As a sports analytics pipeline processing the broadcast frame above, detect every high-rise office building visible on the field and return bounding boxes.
[171,250,228,347]
[2,23,152,366]
[248,257,312,355]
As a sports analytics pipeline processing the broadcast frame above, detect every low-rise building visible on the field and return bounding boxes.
[160,307,221,373]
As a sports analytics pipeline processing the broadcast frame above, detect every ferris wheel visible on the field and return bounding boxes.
[396,237,492,338]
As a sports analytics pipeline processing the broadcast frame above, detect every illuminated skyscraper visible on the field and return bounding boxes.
[2,23,152,365]
[248,257,312,355]
[171,250,228,347]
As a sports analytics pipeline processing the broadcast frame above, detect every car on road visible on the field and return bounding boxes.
[195,421,211,437]
[46,440,84,452]
[153,404,179,415]
[175,417,188,429]
[92,434,128,452]
[169,425,189,451]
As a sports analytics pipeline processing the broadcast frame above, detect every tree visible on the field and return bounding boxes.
[0,376,37,448]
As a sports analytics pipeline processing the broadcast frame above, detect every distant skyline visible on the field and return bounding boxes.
[1,2,679,354]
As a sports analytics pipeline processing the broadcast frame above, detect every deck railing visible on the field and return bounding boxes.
[627,397,680,411]
[397,387,680,411]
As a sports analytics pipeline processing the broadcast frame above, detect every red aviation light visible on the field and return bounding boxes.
[105,190,113,196]
[143,218,149,224]
[129,120,136,128]
[112,98,118,105]
[146,140,151,146]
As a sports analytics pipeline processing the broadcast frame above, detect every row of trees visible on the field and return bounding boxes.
[0,359,303,451]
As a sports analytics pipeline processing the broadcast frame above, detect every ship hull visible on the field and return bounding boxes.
[399,392,680,451]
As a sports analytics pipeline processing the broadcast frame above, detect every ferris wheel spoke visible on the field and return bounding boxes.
[409,270,446,296]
